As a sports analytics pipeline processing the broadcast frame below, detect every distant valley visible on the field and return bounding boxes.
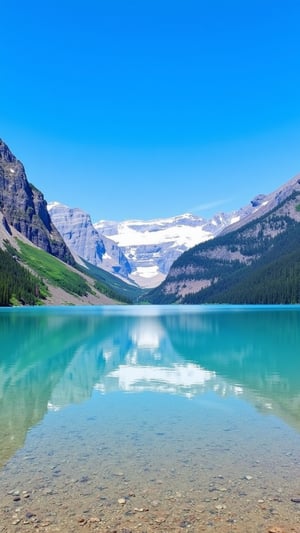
[48,199,267,288]
[1,136,300,306]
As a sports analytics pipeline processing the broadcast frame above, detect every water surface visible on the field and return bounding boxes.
[1,305,300,532]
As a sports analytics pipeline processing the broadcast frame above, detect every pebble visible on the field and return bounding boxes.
[43,489,53,495]
[155,516,166,524]
[118,498,126,504]
[291,497,300,503]
[244,475,253,480]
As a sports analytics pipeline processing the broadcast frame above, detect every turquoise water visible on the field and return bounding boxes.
[1,305,300,532]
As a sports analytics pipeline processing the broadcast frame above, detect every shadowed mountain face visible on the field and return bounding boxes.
[0,139,74,264]
[1,306,300,466]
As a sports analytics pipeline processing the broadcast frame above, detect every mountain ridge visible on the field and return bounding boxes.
[47,175,297,291]
[146,174,300,304]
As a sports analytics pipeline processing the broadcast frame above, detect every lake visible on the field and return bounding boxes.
[1,305,300,532]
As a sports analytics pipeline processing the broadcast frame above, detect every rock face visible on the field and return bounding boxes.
[219,174,300,237]
[0,139,74,264]
[48,202,131,278]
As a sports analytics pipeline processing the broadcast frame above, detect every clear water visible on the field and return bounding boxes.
[1,305,300,532]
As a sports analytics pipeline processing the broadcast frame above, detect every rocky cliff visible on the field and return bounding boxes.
[0,139,74,264]
[48,202,132,278]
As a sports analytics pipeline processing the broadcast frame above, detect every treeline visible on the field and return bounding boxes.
[183,254,300,304]
[0,248,47,306]
[78,259,144,304]
[94,280,132,304]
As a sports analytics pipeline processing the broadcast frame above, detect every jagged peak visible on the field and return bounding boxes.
[0,139,17,164]
[47,201,69,210]
[48,201,89,216]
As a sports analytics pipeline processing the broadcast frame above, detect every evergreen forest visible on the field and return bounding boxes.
[0,246,47,306]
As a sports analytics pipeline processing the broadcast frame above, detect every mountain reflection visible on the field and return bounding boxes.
[1,306,300,466]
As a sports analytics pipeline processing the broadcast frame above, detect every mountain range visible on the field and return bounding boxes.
[1,136,300,305]
[48,198,267,288]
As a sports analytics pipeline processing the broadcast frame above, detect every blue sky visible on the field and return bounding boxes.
[1,0,300,221]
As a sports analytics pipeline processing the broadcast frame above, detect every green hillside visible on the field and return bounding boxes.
[0,243,48,306]
[17,240,91,297]
[0,238,145,306]
[78,259,144,304]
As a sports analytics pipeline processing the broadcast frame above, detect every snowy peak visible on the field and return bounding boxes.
[95,213,210,248]
[94,195,276,288]
[94,212,227,287]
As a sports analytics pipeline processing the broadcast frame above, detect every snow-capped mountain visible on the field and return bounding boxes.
[95,213,211,287]
[48,195,267,289]
[94,199,264,288]
[48,202,132,279]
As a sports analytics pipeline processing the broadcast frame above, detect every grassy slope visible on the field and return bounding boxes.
[78,259,144,303]
[16,239,144,304]
[0,244,48,306]
[17,239,91,297]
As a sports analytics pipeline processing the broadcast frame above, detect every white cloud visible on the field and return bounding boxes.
[188,198,232,214]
